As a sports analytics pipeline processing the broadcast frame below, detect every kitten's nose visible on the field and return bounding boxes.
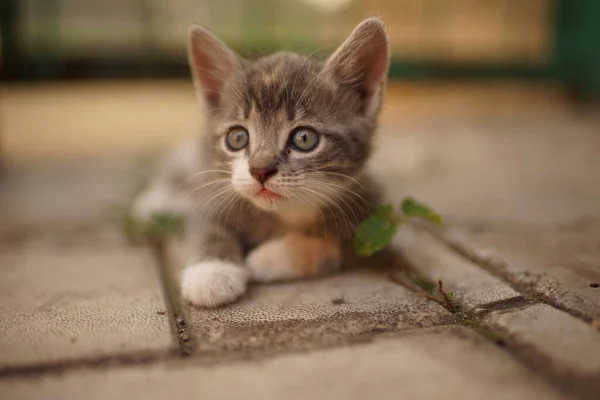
[249,167,277,184]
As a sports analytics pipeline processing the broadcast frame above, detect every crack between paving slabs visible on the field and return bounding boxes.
[0,351,169,380]
[389,226,599,399]
[149,237,195,357]
[0,238,189,379]
[417,221,599,325]
[387,264,507,345]
[385,244,529,317]
[387,265,583,398]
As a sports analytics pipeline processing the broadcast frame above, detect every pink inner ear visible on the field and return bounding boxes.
[192,49,220,106]
[188,27,238,108]
[357,34,388,94]
[328,20,389,96]
[364,50,388,94]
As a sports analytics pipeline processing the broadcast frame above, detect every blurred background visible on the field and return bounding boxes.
[1,0,598,82]
[2,5,600,397]
[0,0,599,229]
[0,0,599,167]
[1,4,599,393]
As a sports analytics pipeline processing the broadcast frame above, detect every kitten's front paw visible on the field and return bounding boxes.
[246,234,341,283]
[246,238,297,283]
[181,260,249,308]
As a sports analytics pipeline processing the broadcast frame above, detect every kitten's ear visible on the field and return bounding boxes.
[187,25,242,111]
[326,18,389,117]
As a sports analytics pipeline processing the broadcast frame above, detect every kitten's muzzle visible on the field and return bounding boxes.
[249,167,278,184]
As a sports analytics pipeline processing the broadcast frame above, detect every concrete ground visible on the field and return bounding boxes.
[0,82,599,400]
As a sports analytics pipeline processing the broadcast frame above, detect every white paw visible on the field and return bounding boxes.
[181,260,249,308]
[246,239,296,283]
[132,183,191,221]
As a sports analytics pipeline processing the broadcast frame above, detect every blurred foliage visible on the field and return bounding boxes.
[3,1,599,98]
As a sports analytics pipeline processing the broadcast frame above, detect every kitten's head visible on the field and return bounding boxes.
[188,18,388,213]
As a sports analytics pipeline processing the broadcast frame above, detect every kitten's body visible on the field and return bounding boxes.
[134,19,389,308]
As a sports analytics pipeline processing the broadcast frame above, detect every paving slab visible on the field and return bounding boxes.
[393,226,522,313]
[373,115,600,224]
[0,160,141,238]
[0,326,566,400]
[437,224,600,321]
[184,269,453,356]
[0,236,175,371]
[485,304,600,397]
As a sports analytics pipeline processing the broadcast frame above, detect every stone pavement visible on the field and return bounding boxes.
[1,111,600,399]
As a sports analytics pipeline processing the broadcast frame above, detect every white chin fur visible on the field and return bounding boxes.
[248,195,284,212]
[181,261,249,308]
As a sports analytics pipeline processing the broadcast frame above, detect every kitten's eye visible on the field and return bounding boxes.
[290,128,319,152]
[226,127,249,151]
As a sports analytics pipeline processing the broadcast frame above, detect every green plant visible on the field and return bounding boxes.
[123,212,186,242]
[353,197,442,257]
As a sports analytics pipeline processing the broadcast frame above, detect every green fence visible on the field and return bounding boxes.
[1,0,599,97]
[553,0,600,99]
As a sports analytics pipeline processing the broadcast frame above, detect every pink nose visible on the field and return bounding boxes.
[249,167,277,184]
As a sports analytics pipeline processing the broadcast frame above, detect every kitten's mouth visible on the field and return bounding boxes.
[257,187,283,200]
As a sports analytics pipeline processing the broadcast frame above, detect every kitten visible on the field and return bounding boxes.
[134,17,390,308]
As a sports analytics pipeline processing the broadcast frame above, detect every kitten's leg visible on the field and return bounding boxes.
[246,234,341,282]
[132,138,199,221]
[133,182,192,220]
[181,224,249,308]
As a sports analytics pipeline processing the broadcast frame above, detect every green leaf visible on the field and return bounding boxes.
[370,203,396,220]
[124,212,186,241]
[401,197,443,225]
[149,213,186,234]
[354,204,399,256]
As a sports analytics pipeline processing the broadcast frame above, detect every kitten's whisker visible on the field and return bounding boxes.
[194,65,245,105]
[301,177,370,211]
[303,186,357,234]
[208,190,238,252]
[194,185,234,216]
[185,169,231,180]
[229,59,250,103]
[203,88,242,107]
[298,187,334,224]
[236,196,246,231]
[202,188,237,227]
[305,170,364,187]
[294,66,329,109]
[302,180,371,216]
[292,191,328,239]
[187,179,230,195]
[189,186,231,223]
[300,187,347,233]
[173,170,229,192]
[287,46,327,106]
[222,192,242,228]
[303,180,362,227]
[302,176,367,199]
[208,189,238,254]
[203,187,235,214]
[322,196,353,234]
[204,107,230,113]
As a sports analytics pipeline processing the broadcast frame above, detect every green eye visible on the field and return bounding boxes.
[290,128,319,152]
[226,128,249,151]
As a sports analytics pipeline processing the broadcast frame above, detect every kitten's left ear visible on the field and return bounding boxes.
[187,25,243,112]
[326,17,389,117]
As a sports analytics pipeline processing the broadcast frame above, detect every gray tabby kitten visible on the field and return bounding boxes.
[134,17,389,308]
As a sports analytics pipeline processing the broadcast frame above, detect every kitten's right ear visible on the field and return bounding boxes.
[187,25,242,111]
[326,18,389,117]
